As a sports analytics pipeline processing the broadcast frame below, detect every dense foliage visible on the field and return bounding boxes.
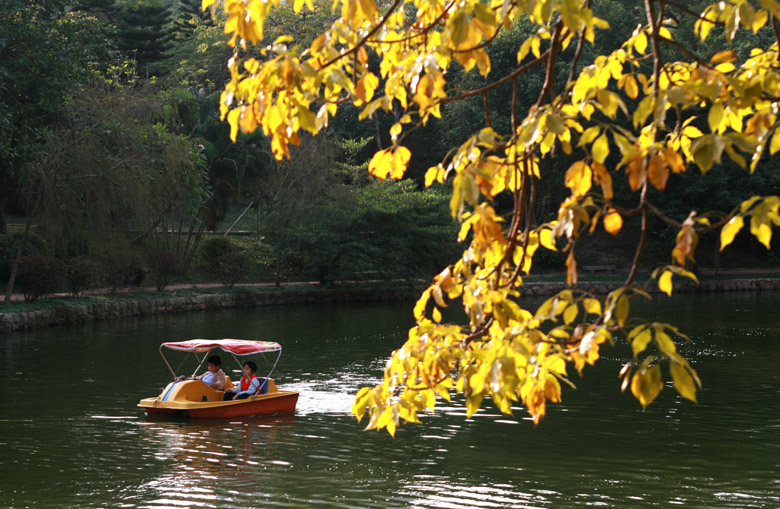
[208,0,780,434]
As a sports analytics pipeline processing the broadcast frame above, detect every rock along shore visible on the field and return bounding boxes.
[2,277,779,333]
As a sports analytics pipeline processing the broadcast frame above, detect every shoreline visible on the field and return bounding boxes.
[2,276,780,333]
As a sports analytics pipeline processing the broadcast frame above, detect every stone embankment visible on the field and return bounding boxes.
[2,277,779,332]
[0,286,425,332]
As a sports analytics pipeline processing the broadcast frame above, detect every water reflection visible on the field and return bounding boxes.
[1,296,780,507]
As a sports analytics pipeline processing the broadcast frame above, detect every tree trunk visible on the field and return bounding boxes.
[3,216,32,305]
[181,220,206,274]
[274,229,287,288]
[0,171,6,235]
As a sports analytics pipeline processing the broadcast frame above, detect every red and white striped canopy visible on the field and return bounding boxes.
[161,339,281,355]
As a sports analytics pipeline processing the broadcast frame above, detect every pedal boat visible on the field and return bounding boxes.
[138,338,298,418]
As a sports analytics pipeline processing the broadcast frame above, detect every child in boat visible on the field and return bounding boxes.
[224,361,262,400]
[196,355,228,391]
[177,355,227,391]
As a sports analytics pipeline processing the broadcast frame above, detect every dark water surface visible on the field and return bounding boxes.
[1,292,779,507]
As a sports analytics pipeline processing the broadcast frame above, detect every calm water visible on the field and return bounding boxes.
[1,292,780,508]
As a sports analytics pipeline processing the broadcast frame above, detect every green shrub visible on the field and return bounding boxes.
[99,252,145,294]
[66,256,101,297]
[16,255,66,302]
[197,236,236,274]
[218,252,251,288]
[146,249,177,291]
[0,232,46,282]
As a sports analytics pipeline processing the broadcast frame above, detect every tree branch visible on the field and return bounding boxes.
[318,0,404,69]
[443,50,550,103]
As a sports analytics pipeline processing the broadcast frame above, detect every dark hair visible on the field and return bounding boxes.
[243,360,257,373]
[207,355,222,367]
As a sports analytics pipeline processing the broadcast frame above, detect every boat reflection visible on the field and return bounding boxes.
[135,415,298,506]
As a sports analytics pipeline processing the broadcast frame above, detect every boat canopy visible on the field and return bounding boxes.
[159,339,284,380]
[162,339,282,355]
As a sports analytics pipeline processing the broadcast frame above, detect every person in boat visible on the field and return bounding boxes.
[177,354,227,391]
[224,361,262,400]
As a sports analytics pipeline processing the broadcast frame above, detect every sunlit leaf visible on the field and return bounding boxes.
[658,270,673,296]
[670,363,698,402]
[720,215,744,250]
[592,133,609,164]
[583,298,601,315]
[565,161,592,197]
[632,329,652,358]
[603,209,622,235]
[631,364,663,408]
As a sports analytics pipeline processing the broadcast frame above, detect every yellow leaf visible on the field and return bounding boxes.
[670,363,698,402]
[368,146,411,180]
[683,125,704,138]
[560,0,582,31]
[648,156,669,191]
[632,329,652,358]
[624,74,638,99]
[695,18,712,42]
[432,307,442,323]
[720,215,744,250]
[201,0,217,11]
[564,161,592,197]
[579,126,601,146]
[715,62,735,73]
[750,213,773,249]
[603,209,622,235]
[658,270,673,296]
[355,72,379,104]
[592,162,613,200]
[239,106,257,134]
[563,304,578,325]
[531,35,541,57]
[540,227,557,251]
[414,288,431,321]
[615,294,629,326]
[708,103,724,133]
[227,107,241,142]
[583,298,601,315]
[710,50,735,64]
[547,113,565,135]
[566,251,578,286]
[634,32,648,54]
[655,330,676,355]
[631,364,663,408]
[465,394,483,417]
[592,133,609,164]
[770,129,780,155]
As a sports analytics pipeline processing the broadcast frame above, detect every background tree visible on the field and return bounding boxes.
[208,0,780,434]
[0,0,119,234]
[116,0,173,77]
[3,84,208,302]
[283,180,459,284]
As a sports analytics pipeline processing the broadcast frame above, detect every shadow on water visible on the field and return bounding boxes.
[1,296,780,507]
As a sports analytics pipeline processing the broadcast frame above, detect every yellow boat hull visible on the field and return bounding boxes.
[138,379,298,418]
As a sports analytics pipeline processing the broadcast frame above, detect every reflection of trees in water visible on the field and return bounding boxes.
[136,416,297,501]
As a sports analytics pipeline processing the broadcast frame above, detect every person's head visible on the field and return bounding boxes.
[242,361,257,376]
[206,354,221,372]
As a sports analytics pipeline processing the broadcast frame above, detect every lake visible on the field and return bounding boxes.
[1,292,779,507]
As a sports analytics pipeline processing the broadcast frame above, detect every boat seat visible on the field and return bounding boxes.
[257,377,269,395]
